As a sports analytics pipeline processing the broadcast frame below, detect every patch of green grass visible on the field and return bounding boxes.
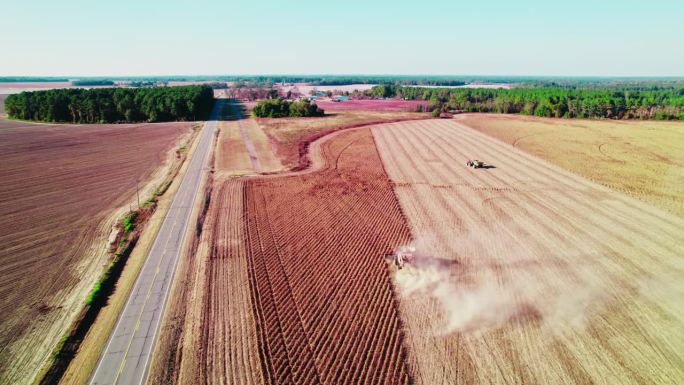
[51,335,69,361]
[123,211,139,233]
[85,280,103,306]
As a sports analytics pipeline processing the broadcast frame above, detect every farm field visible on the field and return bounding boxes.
[0,119,191,385]
[256,108,429,169]
[148,179,265,385]
[457,114,684,217]
[277,82,375,95]
[315,99,429,112]
[372,119,684,384]
[151,127,414,384]
[216,100,283,176]
[0,81,116,94]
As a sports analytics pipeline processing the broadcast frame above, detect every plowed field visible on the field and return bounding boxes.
[244,128,411,384]
[372,119,684,384]
[0,119,190,385]
[152,127,414,384]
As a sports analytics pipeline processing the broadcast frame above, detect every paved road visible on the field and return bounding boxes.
[89,102,220,385]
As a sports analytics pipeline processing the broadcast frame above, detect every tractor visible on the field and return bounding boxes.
[466,159,485,168]
[384,246,416,269]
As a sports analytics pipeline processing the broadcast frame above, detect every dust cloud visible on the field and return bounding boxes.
[394,229,614,335]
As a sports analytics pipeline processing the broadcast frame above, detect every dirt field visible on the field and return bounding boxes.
[149,178,265,385]
[0,82,117,94]
[257,109,428,169]
[277,83,376,95]
[216,100,283,176]
[372,119,684,384]
[151,127,414,384]
[315,99,429,112]
[0,94,6,116]
[457,114,684,217]
[0,82,73,94]
[0,119,191,385]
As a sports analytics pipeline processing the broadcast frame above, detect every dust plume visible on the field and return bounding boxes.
[394,228,614,335]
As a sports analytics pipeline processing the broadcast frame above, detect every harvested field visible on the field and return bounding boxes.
[277,83,375,95]
[0,82,115,94]
[216,100,283,175]
[0,94,6,115]
[457,114,684,217]
[148,179,265,385]
[257,109,428,169]
[315,99,429,112]
[151,127,414,384]
[372,119,684,384]
[0,119,191,385]
[243,128,412,384]
[0,82,73,94]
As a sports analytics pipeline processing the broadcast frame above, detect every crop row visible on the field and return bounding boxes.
[243,129,412,385]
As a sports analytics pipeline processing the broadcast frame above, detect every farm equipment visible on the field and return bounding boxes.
[384,246,461,270]
[385,246,416,269]
[466,159,485,168]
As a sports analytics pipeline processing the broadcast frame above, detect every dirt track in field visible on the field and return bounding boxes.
[372,119,684,384]
[0,119,190,385]
[0,94,7,115]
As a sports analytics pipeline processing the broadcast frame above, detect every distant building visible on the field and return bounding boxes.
[307,96,318,101]
[332,95,349,102]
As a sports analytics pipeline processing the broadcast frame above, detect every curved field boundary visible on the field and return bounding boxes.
[149,118,428,385]
[243,128,413,385]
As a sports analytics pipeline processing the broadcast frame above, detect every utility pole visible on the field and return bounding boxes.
[136,180,140,210]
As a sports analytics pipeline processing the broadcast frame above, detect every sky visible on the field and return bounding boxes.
[1,0,683,77]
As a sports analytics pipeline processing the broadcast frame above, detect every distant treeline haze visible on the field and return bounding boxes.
[371,85,684,120]
[5,86,215,123]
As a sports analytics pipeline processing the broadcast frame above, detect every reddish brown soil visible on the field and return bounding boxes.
[0,119,190,384]
[316,99,429,112]
[151,127,414,385]
[256,110,429,170]
[244,128,412,384]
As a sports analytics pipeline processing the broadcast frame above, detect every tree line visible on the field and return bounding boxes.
[71,80,115,86]
[5,85,215,123]
[252,99,324,118]
[368,85,684,120]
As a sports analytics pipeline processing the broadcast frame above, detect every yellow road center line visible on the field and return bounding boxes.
[111,190,188,384]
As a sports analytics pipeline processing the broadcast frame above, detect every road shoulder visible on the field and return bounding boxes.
[55,124,204,385]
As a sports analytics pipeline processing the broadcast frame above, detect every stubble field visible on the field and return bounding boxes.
[151,108,683,385]
[457,114,684,217]
[0,119,190,385]
[372,119,684,384]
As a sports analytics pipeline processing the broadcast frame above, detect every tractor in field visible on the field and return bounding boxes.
[466,159,485,168]
[384,246,462,270]
[385,246,416,269]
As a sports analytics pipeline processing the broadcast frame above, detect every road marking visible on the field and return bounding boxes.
[111,212,181,384]
[89,103,219,385]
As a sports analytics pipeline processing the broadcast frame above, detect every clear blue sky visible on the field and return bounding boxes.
[1,0,683,77]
